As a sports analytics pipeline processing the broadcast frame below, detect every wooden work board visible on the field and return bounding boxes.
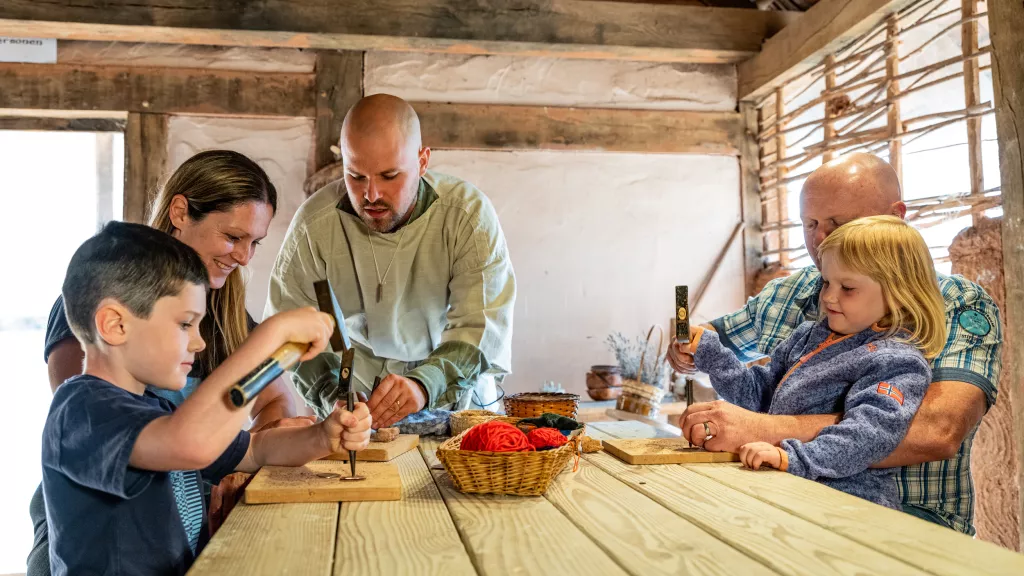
[603,437,740,464]
[321,434,419,462]
[244,460,402,504]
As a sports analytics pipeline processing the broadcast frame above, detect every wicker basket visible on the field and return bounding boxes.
[436,429,582,496]
[616,326,668,417]
[450,410,522,437]
[504,392,580,419]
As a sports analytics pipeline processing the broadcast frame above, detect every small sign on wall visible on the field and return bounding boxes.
[0,37,56,63]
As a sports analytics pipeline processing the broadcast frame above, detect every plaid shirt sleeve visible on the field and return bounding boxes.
[709,289,765,363]
[931,276,1002,409]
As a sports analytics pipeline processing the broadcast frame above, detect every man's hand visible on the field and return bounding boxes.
[367,374,427,429]
[679,400,769,453]
[739,441,783,470]
[320,401,372,453]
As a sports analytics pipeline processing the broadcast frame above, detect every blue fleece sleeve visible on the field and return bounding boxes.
[781,348,931,480]
[692,323,811,412]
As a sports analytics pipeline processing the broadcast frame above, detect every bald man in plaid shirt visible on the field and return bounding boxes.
[670,153,1001,535]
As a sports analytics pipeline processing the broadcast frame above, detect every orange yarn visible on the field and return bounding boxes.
[526,428,568,450]
[461,420,534,452]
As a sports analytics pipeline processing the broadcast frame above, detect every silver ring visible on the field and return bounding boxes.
[703,421,714,442]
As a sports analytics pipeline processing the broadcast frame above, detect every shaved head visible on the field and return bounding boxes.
[340,94,430,233]
[341,93,422,150]
[800,153,906,268]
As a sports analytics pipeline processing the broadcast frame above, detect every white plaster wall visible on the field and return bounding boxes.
[366,52,737,111]
[429,151,744,396]
[165,116,313,317]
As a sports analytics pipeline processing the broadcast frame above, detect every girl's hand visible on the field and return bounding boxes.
[320,401,372,453]
[739,441,783,470]
[265,307,336,361]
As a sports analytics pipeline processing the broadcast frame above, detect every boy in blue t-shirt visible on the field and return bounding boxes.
[42,222,372,575]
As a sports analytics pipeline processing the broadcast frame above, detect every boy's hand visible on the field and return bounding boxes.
[320,401,372,453]
[739,441,783,470]
[668,343,696,374]
[266,307,336,361]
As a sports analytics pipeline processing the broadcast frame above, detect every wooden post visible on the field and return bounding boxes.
[962,0,984,224]
[124,112,168,224]
[774,87,790,268]
[823,54,838,163]
[988,0,1024,553]
[95,132,114,230]
[311,51,363,181]
[885,14,903,187]
[740,102,763,297]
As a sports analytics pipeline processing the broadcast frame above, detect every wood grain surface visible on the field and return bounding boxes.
[603,438,740,464]
[544,458,776,575]
[690,462,1024,576]
[333,449,475,576]
[245,461,401,504]
[419,437,627,576]
[584,451,929,576]
[188,502,338,575]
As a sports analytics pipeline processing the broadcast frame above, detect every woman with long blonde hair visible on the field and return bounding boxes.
[682,215,946,511]
[31,150,306,576]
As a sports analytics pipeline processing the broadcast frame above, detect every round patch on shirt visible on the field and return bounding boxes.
[958,310,991,337]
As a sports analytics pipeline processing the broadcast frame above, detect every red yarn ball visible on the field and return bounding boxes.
[527,427,568,450]
[461,420,534,452]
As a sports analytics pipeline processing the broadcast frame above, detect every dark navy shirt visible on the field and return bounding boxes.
[41,375,249,576]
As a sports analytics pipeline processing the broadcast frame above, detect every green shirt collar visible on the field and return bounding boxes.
[337,177,437,229]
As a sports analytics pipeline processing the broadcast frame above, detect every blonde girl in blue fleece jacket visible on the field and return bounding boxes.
[686,215,947,509]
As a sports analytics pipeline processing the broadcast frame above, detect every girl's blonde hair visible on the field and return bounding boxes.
[148,150,277,376]
[817,215,947,358]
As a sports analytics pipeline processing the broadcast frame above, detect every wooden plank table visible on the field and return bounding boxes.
[191,422,1024,576]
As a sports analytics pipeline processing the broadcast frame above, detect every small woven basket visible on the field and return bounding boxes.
[450,410,521,437]
[436,428,582,496]
[617,326,668,416]
[504,392,580,419]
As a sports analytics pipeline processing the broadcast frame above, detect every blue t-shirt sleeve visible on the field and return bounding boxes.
[201,431,251,485]
[46,379,170,499]
[44,294,77,363]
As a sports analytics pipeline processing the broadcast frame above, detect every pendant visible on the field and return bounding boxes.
[376,283,383,303]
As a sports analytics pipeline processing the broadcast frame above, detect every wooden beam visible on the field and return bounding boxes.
[885,14,903,184]
[0,62,314,117]
[962,0,984,225]
[311,51,362,178]
[303,103,743,193]
[417,103,743,155]
[0,116,124,131]
[124,112,168,224]
[773,88,790,268]
[0,0,796,65]
[96,132,114,230]
[740,102,763,298]
[822,55,837,163]
[739,0,919,101]
[989,0,1024,553]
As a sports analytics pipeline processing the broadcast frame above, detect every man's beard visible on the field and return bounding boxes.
[358,201,400,233]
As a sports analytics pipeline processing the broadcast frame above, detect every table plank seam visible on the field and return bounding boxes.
[579,452,790,574]
[417,443,486,576]
[543,458,787,576]
[682,463,1024,576]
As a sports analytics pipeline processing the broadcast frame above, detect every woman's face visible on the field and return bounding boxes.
[169,196,274,289]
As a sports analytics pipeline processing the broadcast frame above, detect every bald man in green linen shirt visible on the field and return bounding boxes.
[265,94,516,428]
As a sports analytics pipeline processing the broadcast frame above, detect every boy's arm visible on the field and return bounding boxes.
[129,310,331,472]
[690,323,807,412]
[780,351,931,480]
[233,402,372,473]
